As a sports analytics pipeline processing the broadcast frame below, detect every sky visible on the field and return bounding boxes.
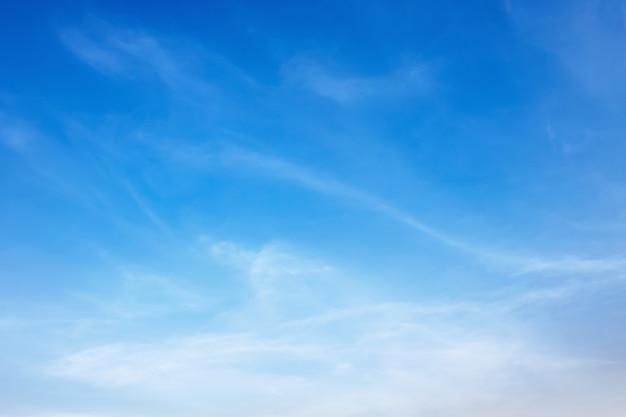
[1,0,626,416]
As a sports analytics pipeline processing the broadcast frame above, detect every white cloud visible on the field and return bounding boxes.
[208,241,338,310]
[73,267,209,319]
[282,57,433,103]
[59,25,211,96]
[43,239,626,417]
[208,240,256,269]
[47,299,623,417]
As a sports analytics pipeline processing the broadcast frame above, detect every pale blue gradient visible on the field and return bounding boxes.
[1,1,626,416]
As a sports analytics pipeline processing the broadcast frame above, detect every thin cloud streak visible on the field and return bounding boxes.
[60,25,212,97]
[283,57,433,103]
[220,147,477,249]
[219,146,626,276]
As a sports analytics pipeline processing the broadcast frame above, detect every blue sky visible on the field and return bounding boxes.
[2,0,626,416]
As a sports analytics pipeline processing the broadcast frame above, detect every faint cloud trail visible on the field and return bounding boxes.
[221,147,466,247]
[282,57,433,103]
[218,146,626,275]
[59,24,212,97]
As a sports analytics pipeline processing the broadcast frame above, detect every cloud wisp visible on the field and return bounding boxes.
[59,24,211,97]
[45,241,626,417]
[282,57,433,103]
[0,113,37,151]
[216,146,626,277]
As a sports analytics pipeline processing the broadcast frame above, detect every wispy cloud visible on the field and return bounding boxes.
[0,113,38,151]
[207,240,341,313]
[0,414,134,417]
[117,177,172,236]
[557,2,626,98]
[209,240,332,277]
[30,237,626,416]
[216,146,626,276]
[208,239,626,323]
[5,8,626,417]
[59,24,211,96]
[47,295,622,417]
[0,112,175,241]
[282,57,433,103]
[219,147,474,250]
[515,256,626,275]
[509,0,626,98]
[73,267,209,319]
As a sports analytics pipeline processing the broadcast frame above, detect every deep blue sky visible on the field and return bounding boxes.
[2,1,626,416]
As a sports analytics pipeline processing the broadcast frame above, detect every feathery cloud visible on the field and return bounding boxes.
[282,57,433,103]
[60,24,211,96]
